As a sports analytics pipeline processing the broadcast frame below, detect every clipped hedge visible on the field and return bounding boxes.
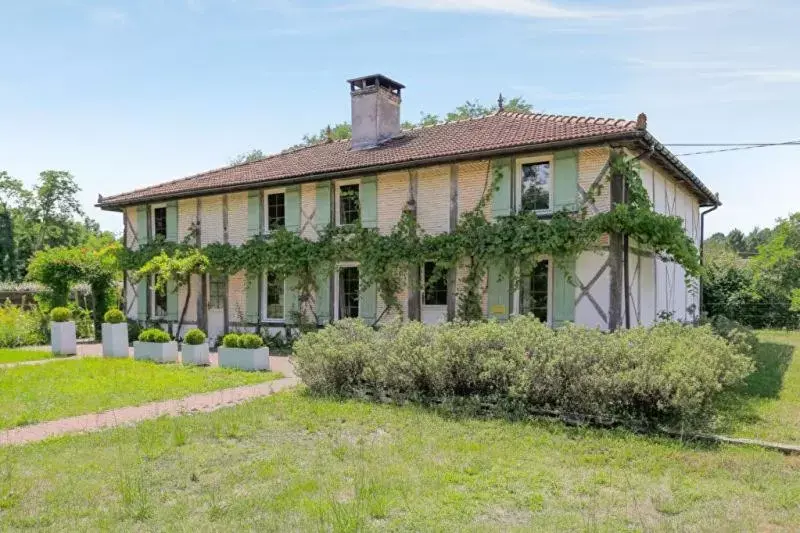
[49,307,72,323]
[222,333,240,348]
[183,328,207,346]
[293,317,754,427]
[103,309,125,324]
[239,333,264,349]
[138,328,171,343]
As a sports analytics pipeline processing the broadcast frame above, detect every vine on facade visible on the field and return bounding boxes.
[125,151,701,324]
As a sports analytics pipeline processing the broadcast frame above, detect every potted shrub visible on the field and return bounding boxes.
[101,309,129,358]
[182,328,209,365]
[49,307,76,356]
[218,333,270,371]
[133,328,178,363]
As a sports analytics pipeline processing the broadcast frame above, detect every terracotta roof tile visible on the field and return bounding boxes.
[99,111,642,208]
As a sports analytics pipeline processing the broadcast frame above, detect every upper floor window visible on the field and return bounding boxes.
[267,192,285,231]
[519,160,551,213]
[339,184,360,225]
[153,206,167,240]
[521,260,549,323]
[423,262,448,306]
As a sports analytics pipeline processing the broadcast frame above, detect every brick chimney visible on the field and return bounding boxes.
[348,74,404,150]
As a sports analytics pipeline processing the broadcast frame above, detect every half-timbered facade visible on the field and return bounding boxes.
[98,74,719,342]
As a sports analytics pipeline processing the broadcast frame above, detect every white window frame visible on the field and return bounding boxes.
[208,275,225,310]
[333,262,360,320]
[263,188,286,234]
[150,202,168,240]
[514,258,553,325]
[421,261,448,308]
[262,272,287,323]
[335,178,361,227]
[516,155,554,215]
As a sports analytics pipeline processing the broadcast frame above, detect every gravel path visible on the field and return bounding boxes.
[0,354,299,446]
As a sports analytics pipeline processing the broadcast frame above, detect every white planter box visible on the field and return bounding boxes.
[133,341,178,363]
[182,343,210,365]
[102,322,129,358]
[218,346,270,371]
[51,321,76,356]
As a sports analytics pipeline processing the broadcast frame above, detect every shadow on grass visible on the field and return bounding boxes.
[739,342,794,398]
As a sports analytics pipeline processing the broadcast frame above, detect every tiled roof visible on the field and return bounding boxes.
[98,111,709,208]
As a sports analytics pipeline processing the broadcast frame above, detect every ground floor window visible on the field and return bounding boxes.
[153,276,167,317]
[209,275,225,309]
[265,271,285,320]
[423,261,448,306]
[521,260,549,323]
[338,266,360,319]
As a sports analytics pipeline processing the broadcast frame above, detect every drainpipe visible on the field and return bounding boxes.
[698,198,720,316]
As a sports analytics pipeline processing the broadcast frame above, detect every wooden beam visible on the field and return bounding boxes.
[407,170,421,321]
[608,160,624,331]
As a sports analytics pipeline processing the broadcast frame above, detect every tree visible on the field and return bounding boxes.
[230,149,266,165]
[136,249,209,338]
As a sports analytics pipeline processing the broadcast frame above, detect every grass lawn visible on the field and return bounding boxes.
[0,349,54,365]
[713,330,800,443]
[1,391,798,531]
[0,358,280,430]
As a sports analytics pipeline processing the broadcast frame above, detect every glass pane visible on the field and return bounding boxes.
[520,162,550,212]
[339,184,360,225]
[154,207,167,239]
[339,267,360,318]
[266,272,284,319]
[522,260,549,323]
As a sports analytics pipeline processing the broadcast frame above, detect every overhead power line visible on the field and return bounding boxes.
[663,140,800,157]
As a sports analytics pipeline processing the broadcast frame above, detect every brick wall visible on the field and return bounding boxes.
[200,195,224,245]
[457,160,492,219]
[377,170,408,235]
[417,165,450,235]
[227,192,248,246]
[300,182,317,240]
[228,272,247,323]
[578,147,611,213]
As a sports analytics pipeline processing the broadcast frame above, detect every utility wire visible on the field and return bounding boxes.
[671,140,800,156]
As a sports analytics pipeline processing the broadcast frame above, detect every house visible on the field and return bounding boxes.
[97,74,719,341]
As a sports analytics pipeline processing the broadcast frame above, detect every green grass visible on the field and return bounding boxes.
[713,330,800,443]
[0,349,54,365]
[0,359,280,430]
[1,391,798,531]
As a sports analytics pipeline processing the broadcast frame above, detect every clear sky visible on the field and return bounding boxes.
[1,0,798,237]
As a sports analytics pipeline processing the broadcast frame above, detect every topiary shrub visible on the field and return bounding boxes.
[183,328,207,346]
[239,333,264,349]
[103,309,125,324]
[49,307,72,323]
[222,333,240,348]
[138,328,171,343]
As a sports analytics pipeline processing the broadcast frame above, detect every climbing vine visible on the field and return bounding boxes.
[119,151,701,325]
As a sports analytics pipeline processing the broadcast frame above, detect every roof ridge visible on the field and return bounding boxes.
[497,110,637,128]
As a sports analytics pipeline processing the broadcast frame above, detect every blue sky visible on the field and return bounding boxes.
[1,0,798,236]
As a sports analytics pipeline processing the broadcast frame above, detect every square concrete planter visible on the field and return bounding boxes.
[182,343,210,365]
[102,322,129,358]
[218,346,270,371]
[51,321,77,356]
[133,341,178,363]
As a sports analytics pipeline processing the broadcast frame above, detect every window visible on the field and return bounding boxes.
[521,260,549,323]
[520,161,551,213]
[209,276,225,309]
[153,277,168,317]
[339,266,360,319]
[423,262,448,306]
[153,206,167,239]
[266,271,285,320]
[339,184,360,225]
[267,193,285,231]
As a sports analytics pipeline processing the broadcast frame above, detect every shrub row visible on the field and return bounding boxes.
[222,333,264,349]
[0,301,47,348]
[293,317,754,427]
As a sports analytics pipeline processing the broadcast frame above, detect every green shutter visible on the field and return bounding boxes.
[360,175,378,229]
[553,150,579,212]
[491,157,512,219]
[315,182,332,232]
[315,273,331,325]
[553,259,576,326]
[137,279,148,320]
[284,275,299,324]
[285,185,301,234]
[487,264,510,320]
[166,280,178,321]
[166,201,178,243]
[136,206,148,248]
[245,273,259,323]
[359,273,377,324]
[247,191,262,238]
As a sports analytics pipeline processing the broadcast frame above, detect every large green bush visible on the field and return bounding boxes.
[0,301,46,348]
[703,315,759,357]
[293,318,754,427]
[138,328,171,343]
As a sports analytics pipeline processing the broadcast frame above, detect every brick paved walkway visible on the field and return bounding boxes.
[0,353,299,446]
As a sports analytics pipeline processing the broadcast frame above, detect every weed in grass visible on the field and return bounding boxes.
[172,419,188,447]
[117,461,151,521]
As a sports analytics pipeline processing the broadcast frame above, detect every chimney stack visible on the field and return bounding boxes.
[348,74,404,150]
